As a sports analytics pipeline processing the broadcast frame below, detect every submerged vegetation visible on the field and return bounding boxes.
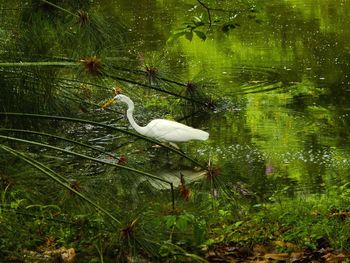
[1,0,350,262]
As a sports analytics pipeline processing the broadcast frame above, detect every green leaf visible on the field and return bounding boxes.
[193,222,206,245]
[194,30,206,41]
[234,221,244,227]
[165,215,177,228]
[167,31,187,43]
[185,31,193,41]
[222,24,230,33]
[192,16,205,27]
[176,215,189,230]
[193,16,202,23]
[218,209,230,217]
[221,23,240,34]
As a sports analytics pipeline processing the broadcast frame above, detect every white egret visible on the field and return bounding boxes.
[114,94,209,143]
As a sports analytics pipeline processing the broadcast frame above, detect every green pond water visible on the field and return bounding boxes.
[2,0,350,206]
[105,0,350,200]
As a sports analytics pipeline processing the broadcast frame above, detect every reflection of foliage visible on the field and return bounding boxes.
[168,16,207,43]
[168,0,258,42]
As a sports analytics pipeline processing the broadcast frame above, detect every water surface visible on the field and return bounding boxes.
[105,0,350,200]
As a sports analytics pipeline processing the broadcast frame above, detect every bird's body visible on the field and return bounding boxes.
[114,94,209,143]
[141,118,209,142]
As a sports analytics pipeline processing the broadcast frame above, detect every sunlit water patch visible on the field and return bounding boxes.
[196,141,350,193]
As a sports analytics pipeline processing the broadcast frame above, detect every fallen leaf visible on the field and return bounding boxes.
[263,253,289,261]
[290,252,305,262]
[323,252,347,262]
[273,240,299,251]
[61,248,76,262]
[253,244,268,256]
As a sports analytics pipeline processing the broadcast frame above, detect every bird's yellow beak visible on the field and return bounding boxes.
[100,98,115,109]
[101,86,122,109]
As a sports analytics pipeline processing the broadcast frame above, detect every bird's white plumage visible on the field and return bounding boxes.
[114,94,209,143]
[143,119,209,142]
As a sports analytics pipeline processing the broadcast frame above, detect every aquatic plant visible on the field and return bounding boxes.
[0,1,217,261]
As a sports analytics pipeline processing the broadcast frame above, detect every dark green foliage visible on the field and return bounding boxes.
[168,16,207,43]
[2,0,350,261]
[0,1,212,260]
[221,22,240,34]
[168,0,255,42]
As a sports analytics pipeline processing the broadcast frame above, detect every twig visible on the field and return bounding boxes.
[40,0,79,17]
[197,0,212,27]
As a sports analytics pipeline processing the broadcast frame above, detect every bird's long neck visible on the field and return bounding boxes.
[124,98,146,135]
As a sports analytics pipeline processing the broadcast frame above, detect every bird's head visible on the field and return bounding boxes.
[113,94,133,107]
[114,94,127,102]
